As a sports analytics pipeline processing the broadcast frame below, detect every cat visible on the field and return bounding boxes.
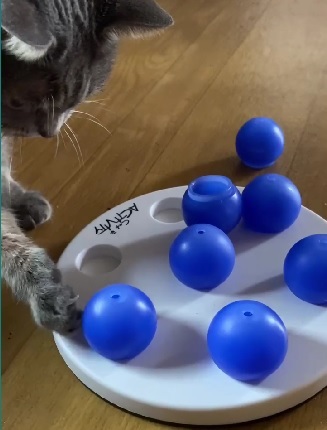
[1,0,173,334]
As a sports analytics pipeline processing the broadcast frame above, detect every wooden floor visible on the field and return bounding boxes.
[3,0,327,428]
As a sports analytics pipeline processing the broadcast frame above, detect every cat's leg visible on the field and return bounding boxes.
[1,208,81,333]
[2,137,51,230]
[2,170,52,231]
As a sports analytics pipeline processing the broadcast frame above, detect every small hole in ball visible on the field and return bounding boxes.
[111,294,120,299]
[244,311,253,317]
[198,230,205,235]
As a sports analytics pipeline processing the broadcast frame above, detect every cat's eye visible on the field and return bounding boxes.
[9,98,24,110]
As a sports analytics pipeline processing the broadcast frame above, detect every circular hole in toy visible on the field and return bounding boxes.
[150,198,183,224]
[76,245,122,276]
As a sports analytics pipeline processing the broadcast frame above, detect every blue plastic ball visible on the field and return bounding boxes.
[242,174,302,233]
[82,284,157,361]
[207,300,288,382]
[182,175,242,234]
[169,224,235,291]
[236,117,285,169]
[284,234,327,305]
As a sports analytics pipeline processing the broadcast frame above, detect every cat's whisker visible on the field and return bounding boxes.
[9,149,14,176]
[65,123,84,165]
[64,124,84,166]
[60,130,67,150]
[47,97,50,136]
[73,108,113,128]
[51,94,55,124]
[54,134,60,158]
[86,97,111,103]
[83,100,107,107]
[84,100,105,105]
[73,109,100,121]
[63,126,82,166]
[80,101,113,114]
[63,125,81,164]
[8,151,14,201]
[73,115,112,135]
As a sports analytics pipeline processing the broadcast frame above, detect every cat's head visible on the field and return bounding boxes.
[1,0,173,138]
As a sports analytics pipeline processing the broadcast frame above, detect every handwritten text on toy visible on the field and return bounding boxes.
[94,203,139,235]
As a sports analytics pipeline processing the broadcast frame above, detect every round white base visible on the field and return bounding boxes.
[54,186,327,426]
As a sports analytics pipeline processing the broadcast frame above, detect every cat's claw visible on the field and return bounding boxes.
[30,282,82,334]
[14,191,52,231]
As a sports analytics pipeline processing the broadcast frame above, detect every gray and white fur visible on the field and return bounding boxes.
[1,0,173,334]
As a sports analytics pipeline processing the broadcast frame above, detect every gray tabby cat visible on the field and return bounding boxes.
[1,0,173,334]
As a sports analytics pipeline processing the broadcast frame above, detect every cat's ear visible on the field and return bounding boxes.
[2,0,54,61]
[100,0,174,38]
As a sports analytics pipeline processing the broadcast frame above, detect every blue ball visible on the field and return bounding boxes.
[169,224,235,291]
[182,175,242,234]
[82,284,157,361]
[236,117,285,169]
[207,301,288,382]
[242,174,301,233]
[284,234,327,305]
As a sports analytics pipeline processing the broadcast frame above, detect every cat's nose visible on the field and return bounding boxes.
[40,131,55,138]
[38,125,57,138]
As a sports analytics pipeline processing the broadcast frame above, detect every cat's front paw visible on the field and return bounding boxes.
[30,282,82,334]
[14,191,52,231]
